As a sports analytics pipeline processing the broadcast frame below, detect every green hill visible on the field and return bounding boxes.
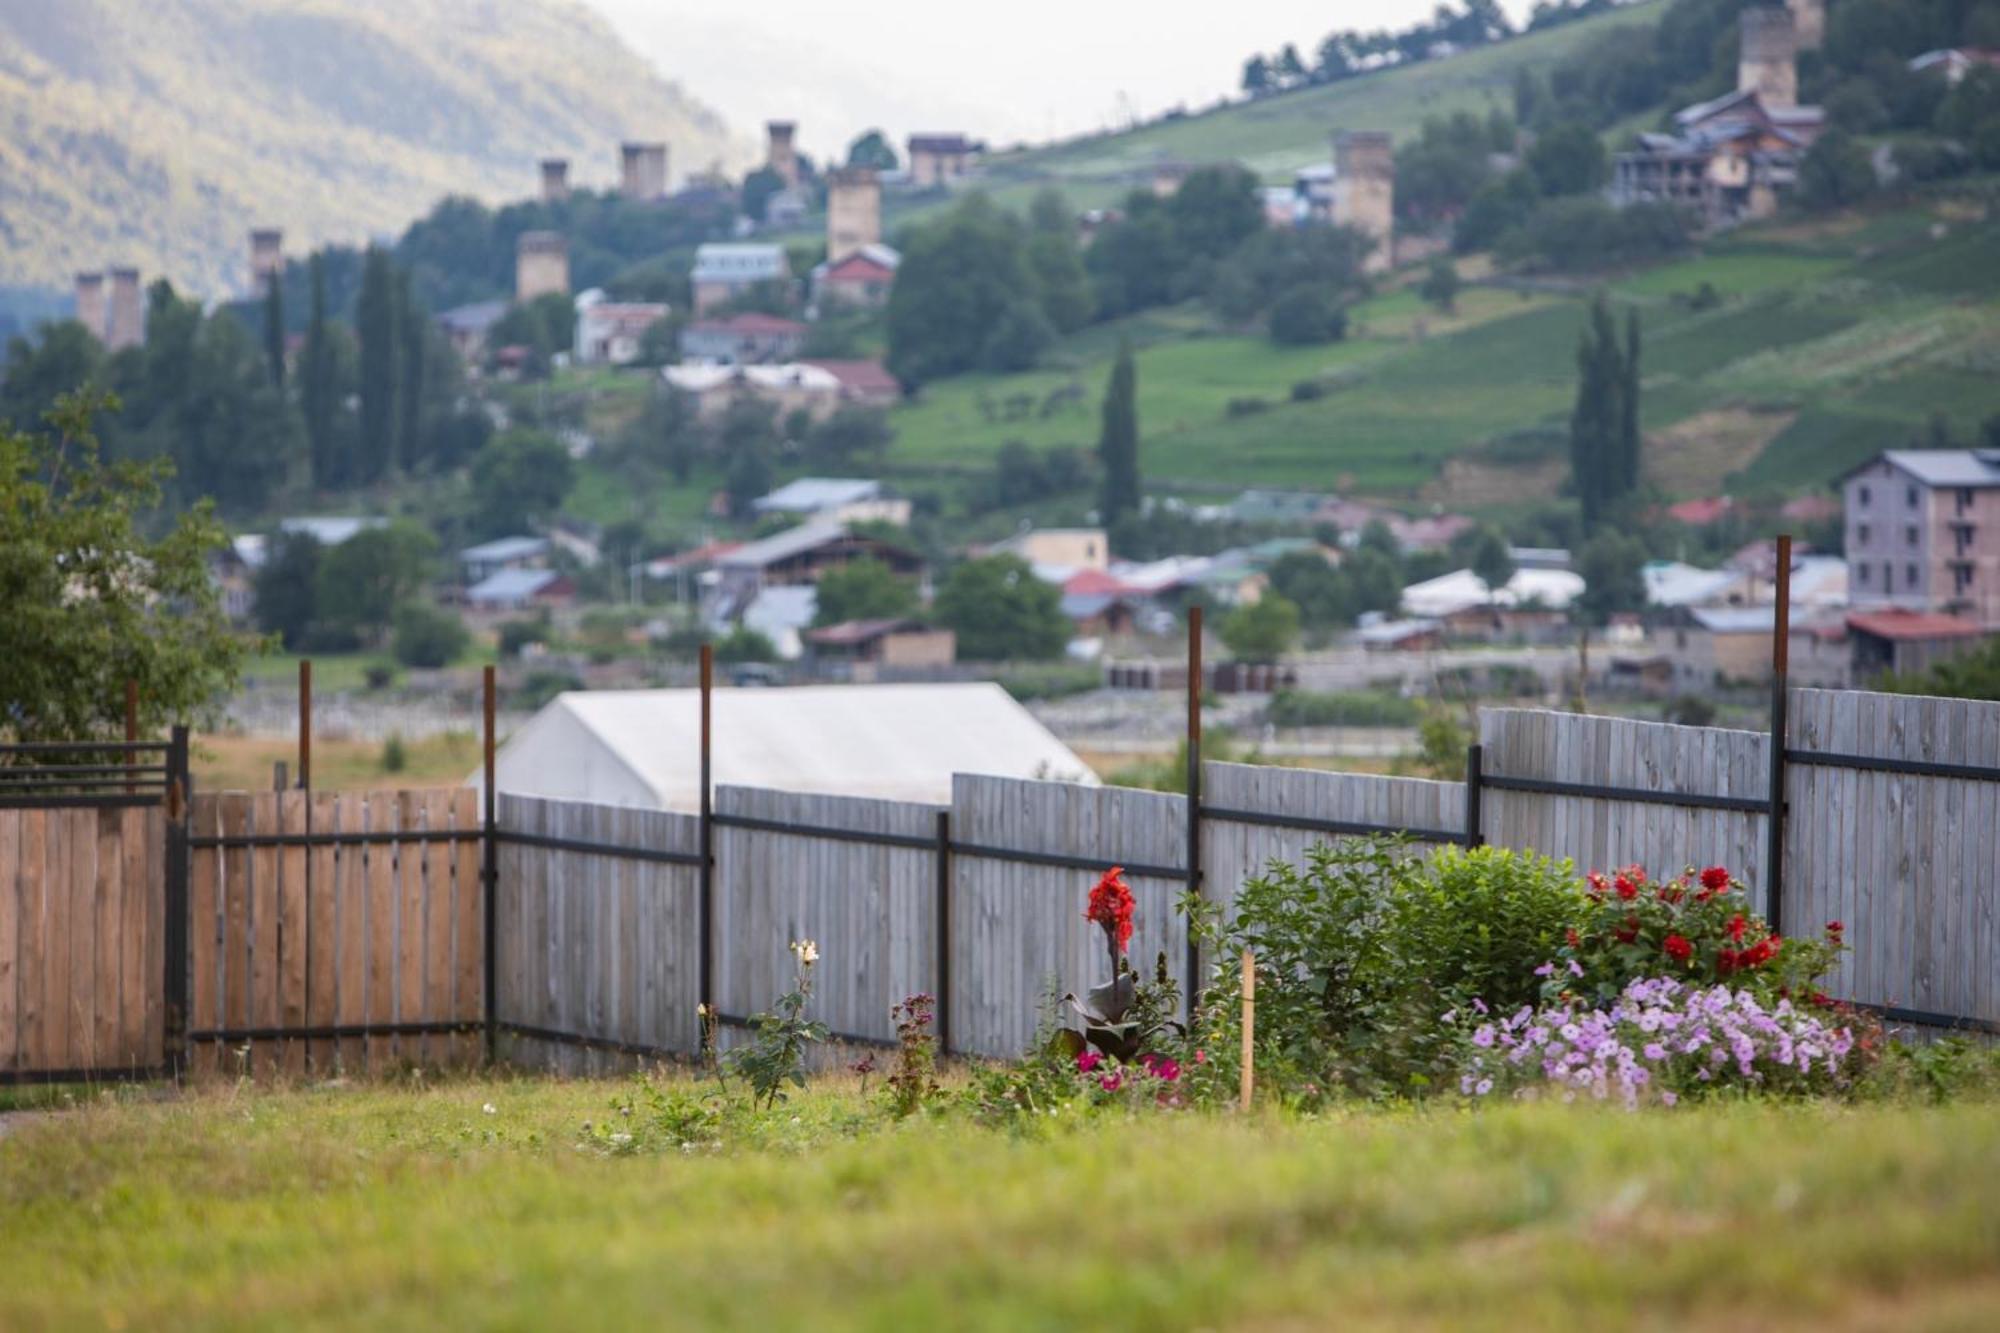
[0,0,736,298]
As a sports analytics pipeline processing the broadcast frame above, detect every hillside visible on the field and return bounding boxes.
[0,0,737,298]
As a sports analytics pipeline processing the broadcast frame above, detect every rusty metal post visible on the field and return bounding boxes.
[934,809,953,1056]
[1184,606,1203,1021]
[699,644,715,1019]
[482,664,498,1062]
[1765,533,1793,935]
[297,659,312,791]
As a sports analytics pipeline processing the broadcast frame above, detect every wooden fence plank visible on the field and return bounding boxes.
[277,791,308,1075]
[307,792,339,1072]
[54,808,84,1071]
[17,812,48,1072]
[92,808,121,1070]
[452,787,482,1063]
[364,794,396,1071]
[0,812,19,1072]
[187,797,220,1076]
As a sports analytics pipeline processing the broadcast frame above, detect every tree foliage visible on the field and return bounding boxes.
[0,393,250,740]
[934,555,1070,661]
[1569,295,1641,533]
[1220,592,1302,661]
[1096,341,1141,526]
[470,429,575,539]
[811,557,919,627]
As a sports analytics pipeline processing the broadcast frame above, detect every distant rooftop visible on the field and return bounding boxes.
[1870,450,2000,489]
[752,478,883,515]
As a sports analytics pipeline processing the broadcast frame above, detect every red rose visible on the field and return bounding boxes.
[1586,872,1608,899]
[1700,866,1731,892]
[1663,933,1693,963]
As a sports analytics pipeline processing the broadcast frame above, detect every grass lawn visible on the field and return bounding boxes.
[194,730,482,792]
[2,1074,1996,1329]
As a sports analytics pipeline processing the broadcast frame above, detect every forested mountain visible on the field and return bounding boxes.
[0,0,736,299]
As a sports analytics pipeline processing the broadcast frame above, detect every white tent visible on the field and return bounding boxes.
[482,683,1097,811]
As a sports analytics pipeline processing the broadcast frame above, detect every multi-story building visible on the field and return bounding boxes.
[689,243,790,315]
[1843,450,2000,628]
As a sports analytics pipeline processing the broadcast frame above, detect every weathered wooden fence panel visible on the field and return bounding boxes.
[0,806,162,1079]
[950,774,1187,1059]
[495,793,701,1073]
[1202,762,1465,918]
[186,789,482,1075]
[1479,709,1771,906]
[1787,689,2000,1028]
[714,786,941,1049]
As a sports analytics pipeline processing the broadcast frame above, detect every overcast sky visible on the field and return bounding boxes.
[582,1,1537,164]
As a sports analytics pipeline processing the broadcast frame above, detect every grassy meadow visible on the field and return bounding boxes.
[3,1072,1998,1330]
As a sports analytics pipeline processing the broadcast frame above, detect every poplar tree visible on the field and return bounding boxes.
[356,247,398,483]
[395,270,425,473]
[1569,294,1639,533]
[1097,340,1140,526]
[299,255,337,488]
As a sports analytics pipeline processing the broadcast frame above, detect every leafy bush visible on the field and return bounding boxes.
[391,603,469,669]
[1546,865,1843,1008]
[380,734,407,773]
[1289,378,1328,402]
[1268,287,1348,345]
[1266,689,1421,728]
[1224,396,1271,418]
[1455,976,1874,1108]
[993,662,1101,702]
[1192,840,1583,1097]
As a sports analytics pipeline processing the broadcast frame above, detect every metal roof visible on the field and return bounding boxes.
[718,521,851,569]
[752,479,882,514]
[466,567,563,604]
[460,536,549,563]
[1877,450,2000,488]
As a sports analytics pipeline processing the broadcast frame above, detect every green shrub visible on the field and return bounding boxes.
[380,734,407,773]
[391,603,470,669]
[1289,379,1327,402]
[1192,841,1583,1098]
[1266,689,1420,728]
[1224,396,1270,418]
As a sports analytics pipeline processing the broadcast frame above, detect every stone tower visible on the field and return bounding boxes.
[249,228,284,296]
[1786,0,1824,51]
[106,267,144,350]
[1738,7,1799,108]
[540,158,570,203]
[826,166,882,263]
[1332,131,1395,274]
[766,121,799,188]
[73,272,106,341]
[515,231,570,302]
[620,142,669,199]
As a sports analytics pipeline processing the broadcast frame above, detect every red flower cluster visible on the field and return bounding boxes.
[1663,933,1693,963]
[1700,865,1731,892]
[1086,866,1135,953]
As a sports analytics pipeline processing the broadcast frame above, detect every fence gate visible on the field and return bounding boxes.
[0,731,187,1086]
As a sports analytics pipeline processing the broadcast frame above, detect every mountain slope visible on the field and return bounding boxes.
[0,0,737,298]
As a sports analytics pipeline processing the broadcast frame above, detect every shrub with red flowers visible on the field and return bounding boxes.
[1549,865,1843,1009]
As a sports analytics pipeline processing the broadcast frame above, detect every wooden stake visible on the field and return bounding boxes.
[1239,948,1256,1113]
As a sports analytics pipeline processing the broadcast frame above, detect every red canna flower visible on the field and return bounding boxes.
[1663,933,1693,963]
[1700,866,1731,892]
[1085,866,1136,953]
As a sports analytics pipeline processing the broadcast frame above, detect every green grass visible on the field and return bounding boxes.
[3,1075,1998,1329]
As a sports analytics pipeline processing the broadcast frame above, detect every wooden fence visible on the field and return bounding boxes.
[184,789,484,1075]
[4,690,1996,1081]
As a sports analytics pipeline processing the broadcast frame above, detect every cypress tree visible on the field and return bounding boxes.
[356,247,398,484]
[1569,294,1629,533]
[1097,340,1140,525]
[261,276,286,389]
[1619,306,1642,502]
[299,255,336,489]
[395,271,425,473]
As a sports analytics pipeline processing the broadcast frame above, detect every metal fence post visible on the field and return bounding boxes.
[124,679,138,793]
[934,809,952,1056]
[1464,742,1484,848]
[164,724,191,1079]
[1184,607,1203,1021]
[297,659,312,791]
[482,665,498,1063]
[1765,533,1792,934]
[699,644,715,1019]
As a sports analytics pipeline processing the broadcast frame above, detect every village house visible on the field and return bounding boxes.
[812,243,900,309]
[677,311,809,365]
[804,618,957,678]
[460,536,549,586]
[572,290,670,366]
[1846,608,1991,681]
[991,527,1111,575]
[1655,605,1851,689]
[662,362,847,422]
[435,299,508,363]
[1843,449,2000,628]
[689,243,791,315]
[751,478,911,527]
[710,521,925,620]
[800,358,901,408]
[1610,10,1826,228]
[1401,567,1584,642]
[906,134,981,188]
[464,567,576,616]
